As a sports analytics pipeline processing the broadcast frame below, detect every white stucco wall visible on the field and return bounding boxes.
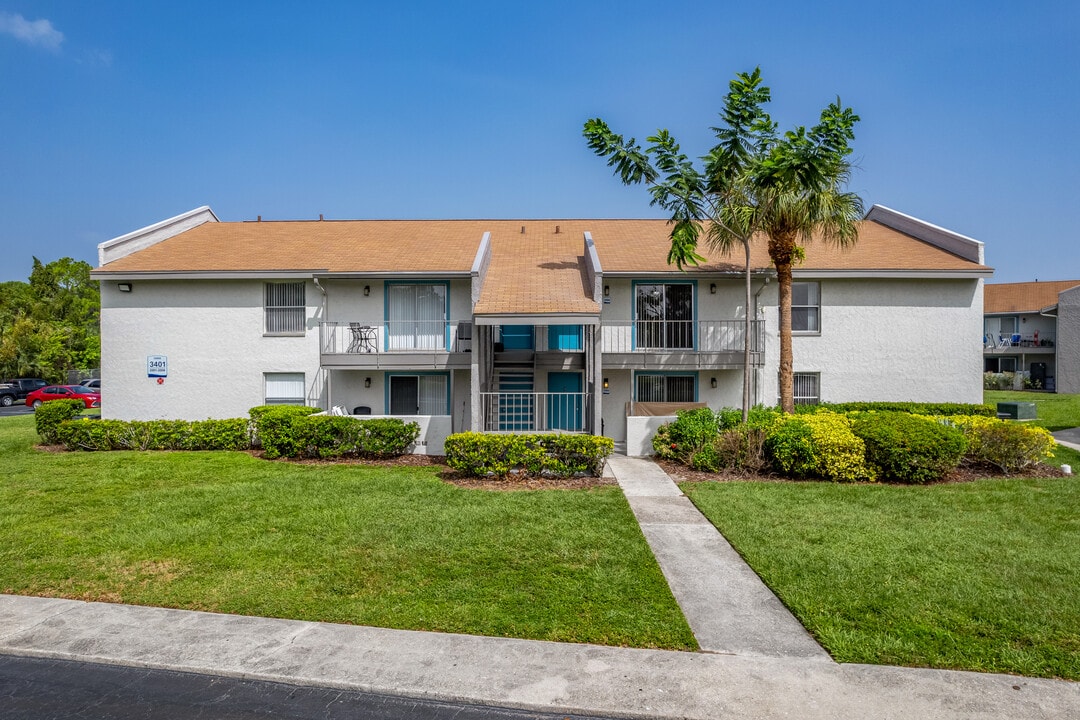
[100,279,323,421]
[756,278,984,404]
[1057,287,1080,394]
[626,416,674,456]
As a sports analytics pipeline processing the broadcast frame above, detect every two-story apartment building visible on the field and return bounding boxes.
[983,280,1080,392]
[91,205,991,454]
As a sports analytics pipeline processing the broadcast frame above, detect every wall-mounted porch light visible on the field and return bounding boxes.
[603,378,609,389]
[364,377,371,388]
[711,377,718,388]
[603,285,610,297]
[710,283,717,294]
[363,285,370,296]
[117,283,132,293]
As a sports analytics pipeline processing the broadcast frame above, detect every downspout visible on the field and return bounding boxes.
[752,276,771,407]
[313,278,329,410]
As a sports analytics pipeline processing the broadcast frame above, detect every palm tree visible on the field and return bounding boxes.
[585,70,862,415]
[750,104,864,411]
[584,69,774,421]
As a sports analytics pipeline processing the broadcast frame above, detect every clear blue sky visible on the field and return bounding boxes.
[2,1,1077,283]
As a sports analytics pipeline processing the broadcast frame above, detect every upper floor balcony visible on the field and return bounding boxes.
[983,331,1056,353]
[601,319,764,369]
[320,320,472,369]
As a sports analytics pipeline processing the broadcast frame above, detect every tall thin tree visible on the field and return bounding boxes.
[584,68,862,414]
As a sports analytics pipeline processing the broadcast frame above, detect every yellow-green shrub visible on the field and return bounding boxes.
[942,415,1056,473]
[765,411,875,482]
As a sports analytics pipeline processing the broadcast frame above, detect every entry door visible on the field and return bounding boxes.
[547,372,583,431]
[389,376,419,414]
[501,325,534,350]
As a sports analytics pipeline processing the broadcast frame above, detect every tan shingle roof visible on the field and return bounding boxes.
[985,280,1080,314]
[96,217,989,281]
[473,222,597,316]
[588,219,990,273]
[96,220,487,273]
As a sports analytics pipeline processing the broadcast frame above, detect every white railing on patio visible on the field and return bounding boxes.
[321,321,455,354]
[983,331,1056,351]
[478,392,588,432]
[601,320,764,357]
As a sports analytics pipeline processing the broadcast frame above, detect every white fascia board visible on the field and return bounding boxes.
[791,269,994,279]
[314,271,471,279]
[474,313,601,326]
[91,270,323,281]
[97,206,219,266]
[865,205,985,264]
[601,270,773,279]
[470,232,492,275]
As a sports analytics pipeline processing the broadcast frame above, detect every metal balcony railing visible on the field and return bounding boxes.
[478,392,588,432]
[601,319,764,355]
[321,321,457,354]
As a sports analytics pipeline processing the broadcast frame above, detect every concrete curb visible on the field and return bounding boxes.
[1,595,1077,719]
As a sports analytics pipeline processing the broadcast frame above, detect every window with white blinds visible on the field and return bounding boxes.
[635,374,695,402]
[264,372,305,405]
[265,282,306,335]
[387,284,446,350]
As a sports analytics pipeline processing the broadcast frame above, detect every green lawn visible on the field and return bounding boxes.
[0,416,695,650]
[684,468,1080,680]
[985,390,1080,431]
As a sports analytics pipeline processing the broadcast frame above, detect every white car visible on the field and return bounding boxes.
[83,379,101,390]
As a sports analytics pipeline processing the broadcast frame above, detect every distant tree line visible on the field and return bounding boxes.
[0,258,100,382]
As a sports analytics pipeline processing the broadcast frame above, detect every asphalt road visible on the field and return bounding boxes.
[0,654,622,720]
[0,404,34,417]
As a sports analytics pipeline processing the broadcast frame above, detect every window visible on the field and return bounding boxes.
[387,283,447,351]
[388,373,448,415]
[635,283,694,349]
[792,282,820,333]
[264,373,305,405]
[985,357,1017,373]
[265,282,306,335]
[635,373,696,402]
[548,325,583,351]
[793,373,820,405]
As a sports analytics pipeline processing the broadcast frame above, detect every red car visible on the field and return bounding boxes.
[26,385,101,409]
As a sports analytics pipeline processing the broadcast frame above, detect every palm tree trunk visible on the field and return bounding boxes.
[776,260,794,413]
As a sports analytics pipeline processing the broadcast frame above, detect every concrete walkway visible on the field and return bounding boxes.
[1052,428,1080,453]
[605,455,827,659]
[2,595,1078,719]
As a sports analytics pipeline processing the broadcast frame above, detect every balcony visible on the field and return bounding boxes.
[601,319,764,369]
[478,392,590,432]
[983,331,1056,353]
[320,321,471,369]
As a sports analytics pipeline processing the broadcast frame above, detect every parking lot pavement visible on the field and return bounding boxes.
[0,405,34,417]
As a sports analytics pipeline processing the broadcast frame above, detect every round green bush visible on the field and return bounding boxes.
[852,412,966,484]
[765,412,875,482]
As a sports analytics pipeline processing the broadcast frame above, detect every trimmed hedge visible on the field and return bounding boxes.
[795,401,996,417]
[765,411,875,482]
[852,412,967,484]
[35,399,86,443]
[286,415,421,459]
[249,405,322,458]
[445,432,614,477]
[943,415,1056,474]
[56,418,251,451]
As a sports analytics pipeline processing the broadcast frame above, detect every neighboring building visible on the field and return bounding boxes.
[91,205,991,455]
[983,280,1080,392]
